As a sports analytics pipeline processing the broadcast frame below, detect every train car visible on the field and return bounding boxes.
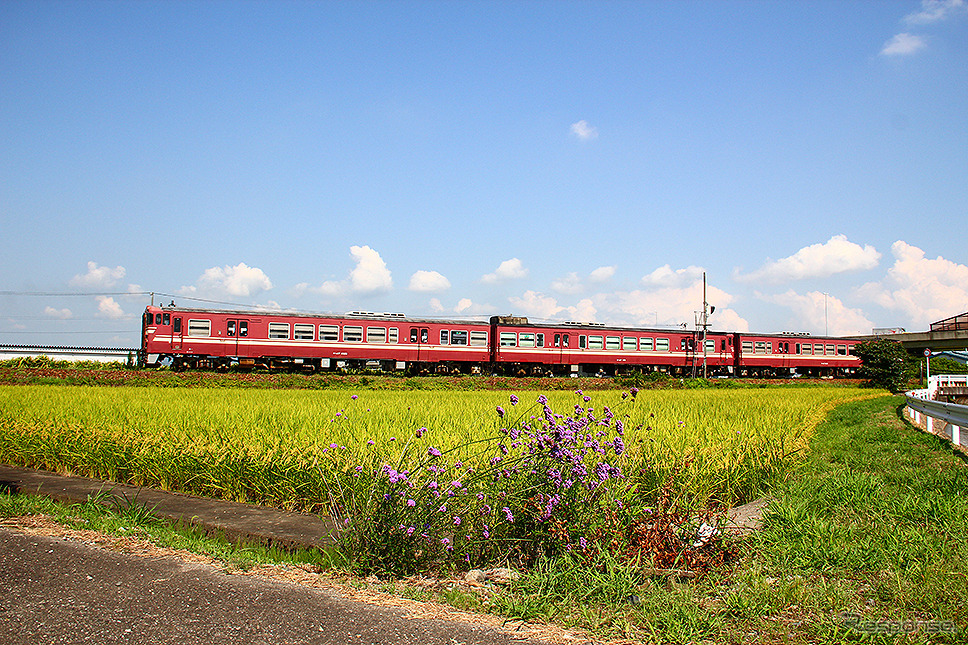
[732,332,861,377]
[142,305,862,378]
[141,305,491,373]
[488,316,736,377]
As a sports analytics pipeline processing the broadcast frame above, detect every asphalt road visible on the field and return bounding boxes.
[0,527,550,645]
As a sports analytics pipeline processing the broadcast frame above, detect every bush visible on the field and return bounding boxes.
[853,338,913,393]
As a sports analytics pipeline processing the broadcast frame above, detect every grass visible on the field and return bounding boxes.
[2,393,966,642]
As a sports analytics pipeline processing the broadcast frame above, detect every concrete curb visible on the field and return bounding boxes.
[0,464,336,550]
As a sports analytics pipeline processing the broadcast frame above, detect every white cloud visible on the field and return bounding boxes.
[481,258,528,284]
[855,241,968,327]
[734,235,881,283]
[455,298,473,313]
[310,246,393,297]
[589,266,616,283]
[570,120,598,140]
[44,306,73,319]
[185,262,273,297]
[641,264,705,288]
[508,291,566,319]
[95,296,125,319]
[348,245,393,293]
[429,298,446,313]
[881,32,927,55]
[592,281,748,331]
[70,261,125,288]
[905,0,966,24]
[551,266,616,294]
[408,270,451,292]
[761,290,874,336]
[550,272,582,295]
[507,291,598,322]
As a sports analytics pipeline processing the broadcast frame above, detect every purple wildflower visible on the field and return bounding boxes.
[453,516,461,526]
[351,394,358,400]
[510,394,519,406]
[406,499,416,507]
[496,406,505,418]
[428,446,442,457]
[416,427,426,438]
[503,507,514,523]
[537,394,548,405]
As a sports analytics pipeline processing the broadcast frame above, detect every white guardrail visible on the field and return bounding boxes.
[905,374,968,448]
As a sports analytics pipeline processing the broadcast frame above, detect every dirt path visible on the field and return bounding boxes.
[0,518,587,645]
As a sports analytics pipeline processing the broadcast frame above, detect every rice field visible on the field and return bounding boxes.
[0,383,881,572]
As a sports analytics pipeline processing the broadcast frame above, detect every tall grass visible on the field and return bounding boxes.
[0,385,878,572]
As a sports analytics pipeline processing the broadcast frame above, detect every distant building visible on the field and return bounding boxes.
[872,327,906,335]
[935,351,968,365]
[931,312,968,332]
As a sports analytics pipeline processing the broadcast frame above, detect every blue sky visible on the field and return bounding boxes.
[2,0,967,347]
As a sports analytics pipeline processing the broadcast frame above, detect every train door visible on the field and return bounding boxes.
[410,326,429,363]
[171,316,183,350]
[553,332,569,366]
[226,319,250,357]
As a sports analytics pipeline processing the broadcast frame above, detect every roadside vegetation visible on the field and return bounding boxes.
[2,362,965,641]
[3,393,964,642]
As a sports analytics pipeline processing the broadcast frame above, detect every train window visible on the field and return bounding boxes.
[656,338,669,352]
[440,330,449,345]
[343,326,363,342]
[163,313,170,326]
[421,329,429,343]
[410,328,419,343]
[742,341,753,353]
[579,335,586,349]
[588,336,604,350]
[814,343,823,355]
[173,317,182,333]
[500,332,517,347]
[755,341,766,354]
[367,327,387,343]
[294,324,315,340]
[239,321,247,337]
[706,339,716,353]
[451,330,468,345]
[765,342,772,354]
[155,313,162,325]
[606,337,620,350]
[622,338,636,351]
[469,330,487,346]
[227,321,236,337]
[553,334,561,347]
[536,333,544,348]
[826,344,834,355]
[640,337,653,351]
[389,328,399,343]
[562,335,569,347]
[187,319,211,337]
[720,339,727,352]
[320,325,339,341]
[268,322,290,339]
[837,345,847,356]
[519,333,535,348]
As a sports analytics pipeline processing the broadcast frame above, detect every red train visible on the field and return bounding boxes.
[141,305,862,377]
[141,306,860,376]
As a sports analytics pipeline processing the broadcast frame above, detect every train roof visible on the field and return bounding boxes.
[144,304,489,327]
[144,305,861,340]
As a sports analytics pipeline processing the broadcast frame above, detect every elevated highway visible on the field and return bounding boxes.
[855,329,968,353]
